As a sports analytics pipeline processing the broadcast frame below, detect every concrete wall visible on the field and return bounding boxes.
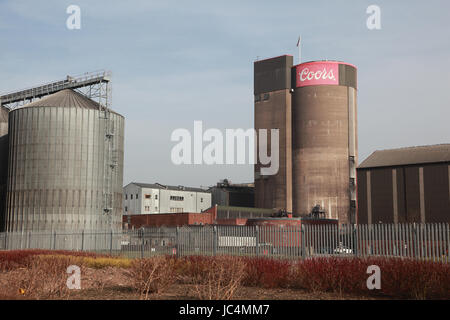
[292,85,355,222]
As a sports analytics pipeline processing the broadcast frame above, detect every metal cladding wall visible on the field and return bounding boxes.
[0,106,9,231]
[5,89,124,233]
[292,61,357,223]
[254,55,293,212]
[357,163,450,224]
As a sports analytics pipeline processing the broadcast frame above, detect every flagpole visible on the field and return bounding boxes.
[297,36,301,64]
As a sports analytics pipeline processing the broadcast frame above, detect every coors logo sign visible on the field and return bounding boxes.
[296,61,339,87]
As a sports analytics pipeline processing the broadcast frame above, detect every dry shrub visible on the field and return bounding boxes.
[8,255,83,300]
[173,256,213,284]
[374,257,450,299]
[291,257,368,295]
[242,257,292,289]
[289,257,450,299]
[0,250,105,271]
[191,256,246,300]
[80,257,132,269]
[129,256,176,299]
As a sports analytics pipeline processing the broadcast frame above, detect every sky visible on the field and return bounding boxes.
[1,0,449,188]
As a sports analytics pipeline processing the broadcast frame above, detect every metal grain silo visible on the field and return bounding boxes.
[5,89,124,233]
[292,61,357,223]
[0,106,8,231]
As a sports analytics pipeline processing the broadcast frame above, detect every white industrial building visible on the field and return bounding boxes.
[123,182,211,215]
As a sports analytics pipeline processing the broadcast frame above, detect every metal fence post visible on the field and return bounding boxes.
[109,229,113,256]
[81,230,84,251]
[53,231,56,250]
[175,226,179,258]
[301,224,306,259]
[353,224,358,257]
[140,227,144,259]
[255,226,259,257]
[413,223,418,259]
[213,226,217,256]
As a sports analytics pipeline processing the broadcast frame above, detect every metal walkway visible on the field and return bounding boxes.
[0,70,111,108]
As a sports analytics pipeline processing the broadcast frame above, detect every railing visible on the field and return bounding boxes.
[0,70,111,106]
[0,223,448,262]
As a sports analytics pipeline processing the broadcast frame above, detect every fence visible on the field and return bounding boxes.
[0,223,448,262]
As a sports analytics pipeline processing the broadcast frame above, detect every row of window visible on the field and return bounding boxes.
[124,206,158,212]
[125,194,204,202]
[125,194,158,200]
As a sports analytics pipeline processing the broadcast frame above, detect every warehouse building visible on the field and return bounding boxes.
[357,144,450,224]
[123,182,211,215]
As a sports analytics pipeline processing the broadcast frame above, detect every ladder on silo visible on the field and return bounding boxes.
[98,78,117,229]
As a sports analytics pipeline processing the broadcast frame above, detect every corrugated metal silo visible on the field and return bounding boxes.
[292,61,357,223]
[0,106,8,231]
[5,89,124,233]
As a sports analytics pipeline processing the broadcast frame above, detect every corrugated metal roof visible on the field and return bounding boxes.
[358,144,450,169]
[19,89,100,110]
[130,182,209,193]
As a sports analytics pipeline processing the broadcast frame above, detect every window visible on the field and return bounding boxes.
[125,194,127,200]
[170,196,184,201]
[125,206,127,212]
[155,195,158,200]
[155,207,158,211]
[200,198,203,203]
[170,207,183,213]
[144,206,150,211]
[131,194,133,200]
[145,194,151,199]
[136,194,138,199]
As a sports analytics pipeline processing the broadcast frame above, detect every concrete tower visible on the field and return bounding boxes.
[254,55,293,212]
[254,56,357,223]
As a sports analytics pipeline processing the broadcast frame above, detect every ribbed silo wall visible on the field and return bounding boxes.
[292,61,357,223]
[5,103,124,244]
[0,106,9,231]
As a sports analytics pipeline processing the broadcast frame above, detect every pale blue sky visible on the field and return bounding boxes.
[1,0,449,188]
